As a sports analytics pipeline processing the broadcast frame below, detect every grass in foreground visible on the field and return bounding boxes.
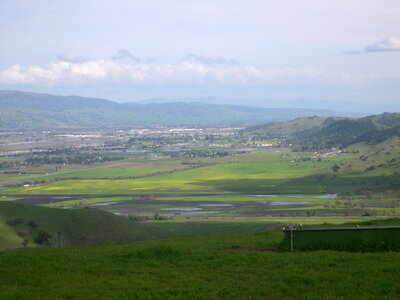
[0,231,399,299]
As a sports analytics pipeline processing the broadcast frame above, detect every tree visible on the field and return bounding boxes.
[22,239,29,248]
[27,220,38,230]
[17,229,28,237]
[7,217,24,226]
[34,230,52,246]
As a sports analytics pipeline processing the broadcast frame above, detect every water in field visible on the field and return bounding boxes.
[160,207,202,211]
[253,194,337,199]
[270,201,310,206]
[161,211,220,217]
[314,194,338,199]
[90,201,119,207]
[29,192,325,218]
[152,206,229,216]
[199,204,233,207]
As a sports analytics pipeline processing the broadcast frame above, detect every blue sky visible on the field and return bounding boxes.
[0,0,399,112]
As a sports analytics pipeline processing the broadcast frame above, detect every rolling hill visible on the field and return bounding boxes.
[243,113,400,150]
[0,90,343,130]
[0,202,171,250]
[241,116,343,137]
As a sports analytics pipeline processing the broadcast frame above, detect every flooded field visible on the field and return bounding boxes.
[4,192,356,218]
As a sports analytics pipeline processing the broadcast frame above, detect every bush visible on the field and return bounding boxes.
[27,220,38,229]
[34,230,52,246]
[17,230,29,237]
[7,217,24,226]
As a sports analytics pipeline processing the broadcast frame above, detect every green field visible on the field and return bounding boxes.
[0,153,355,195]
[0,158,187,185]
[33,167,172,180]
[44,196,134,207]
[1,148,399,223]
[1,229,399,299]
[147,217,377,236]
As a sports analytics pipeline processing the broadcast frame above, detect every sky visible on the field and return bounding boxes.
[0,0,399,113]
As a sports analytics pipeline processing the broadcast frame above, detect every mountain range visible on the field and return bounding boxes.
[0,90,352,130]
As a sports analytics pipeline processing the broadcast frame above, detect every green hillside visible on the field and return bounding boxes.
[0,202,170,250]
[296,113,400,150]
[0,90,341,129]
[0,226,399,299]
[243,112,400,150]
[241,116,341,137]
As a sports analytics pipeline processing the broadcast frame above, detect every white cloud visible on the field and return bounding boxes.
[0,58,363,88]
[365,37,400,52]
[344,37,400,54]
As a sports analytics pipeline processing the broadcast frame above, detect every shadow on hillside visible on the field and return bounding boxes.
[191,173,400,194]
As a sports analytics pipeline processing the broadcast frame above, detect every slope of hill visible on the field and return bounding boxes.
[0,90,342,130]
[0,202,171,250]
[243,112,400,150]
[0,223,399,299]
[295,113,400,150]
[241,116,342,137]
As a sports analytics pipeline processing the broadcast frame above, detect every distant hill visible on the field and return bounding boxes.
[0,90,344,130]
[0,202,170,250]
[241,116,343,137]
[243,112,400,150]
[137,97,373,115]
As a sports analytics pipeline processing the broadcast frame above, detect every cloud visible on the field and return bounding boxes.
[112,49,141,63]
[186,53,239,65]
[0,58,367,89]
[343,37,400,55]
[365,37,400,52]
[57,53,87,63]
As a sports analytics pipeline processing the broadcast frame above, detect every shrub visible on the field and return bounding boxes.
[17,230,29,237]
[27,220,38,229]
[34,230,52,246]
[7,217,24,226]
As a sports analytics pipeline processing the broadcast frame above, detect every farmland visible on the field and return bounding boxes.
[1,150,360,194]
[1,154,340,194]
[1,127,399,227]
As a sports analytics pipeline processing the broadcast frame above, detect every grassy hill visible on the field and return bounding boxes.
[243,112,400,150]
[0,202,170,250]
[0,90,341,129]
[0,223,399,299]
[297,114,400,150]
[241,116,342,137]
